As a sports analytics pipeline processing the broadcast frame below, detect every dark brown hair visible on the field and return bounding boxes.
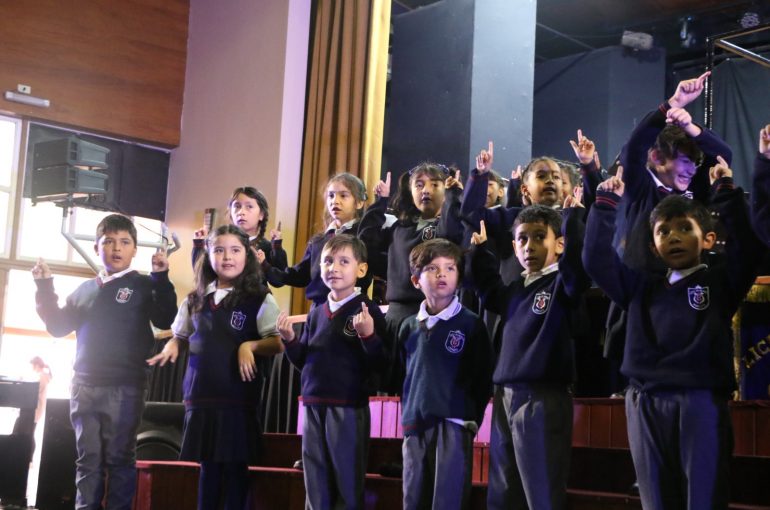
[187,225,267,314]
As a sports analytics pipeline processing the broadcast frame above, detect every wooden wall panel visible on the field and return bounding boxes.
[0,0,188,146]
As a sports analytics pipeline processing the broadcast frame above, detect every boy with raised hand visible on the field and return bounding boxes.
[33,213,177,510]
[398,238,492,510]
[752,123,770,245]
[276,234,387,510]
[470,203,590,509]
[583,159,764,508]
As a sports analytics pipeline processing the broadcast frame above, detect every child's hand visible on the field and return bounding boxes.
[709,155,733,185]
[238,342,257,381]
[445,169,464,190]
[669,71,710,108]
[146,338,180,367]
[475,141,494,173]
[471,220,487,245]
[270,221,282,241]
[569,129,596,165]
[597,166,625,196]
[594,151,601,170]
[31,258,51,279]
[276,311,295,342]
[194,226,208,240]
[352,302,374,338]
[511,165,522,181]
[374,171,391,199]
[255,249,266,264]
[151,249,169,272]
[666,107,692,128]
[564,186,584,209]
[759,124,770,158]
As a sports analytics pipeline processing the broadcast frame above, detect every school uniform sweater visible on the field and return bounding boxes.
[751,153,770,246]
[35,270,177,386]
[469,208,590,385]
[399,306,492,435]
[583,186,764,392]
[616,102,732,272]
[283,294,387,407]
[359,189,464,304]
[262,221,371,305]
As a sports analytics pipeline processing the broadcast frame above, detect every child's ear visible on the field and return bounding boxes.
[555,235,565,255]
[410,274,421,289]
[650,242,662,258]
[93,243,99,255]
[355,200,365,211]
[702,231,717,250]
[356,262,368,279]
[520,183,530,200]
[649,148,664,167]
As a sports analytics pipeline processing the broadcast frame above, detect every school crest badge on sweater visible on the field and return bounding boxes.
[230,311,246,330]
[344,315,358,337]
[445,330,465,354]
[687,285,709,310]
[532,291,551,315]
[421,224,437,241]
[115,287,133,303]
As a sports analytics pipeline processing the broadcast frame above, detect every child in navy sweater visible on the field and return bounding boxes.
[34,214,177,510]
[583,159,765,509]
[470,205,590,510]
[277,234,387,510]
[398,238,492,510]
[360,165,465,392]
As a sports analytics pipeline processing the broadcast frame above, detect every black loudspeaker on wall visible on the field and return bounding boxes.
[36,399,185,510]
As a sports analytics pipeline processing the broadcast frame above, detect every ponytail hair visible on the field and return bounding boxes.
[30,356,52,378]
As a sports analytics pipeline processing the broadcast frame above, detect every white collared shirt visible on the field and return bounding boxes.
[416,295,462,330]
[98,267,134,285]
[326,219,357,235]
[667,263,707,285]
[522,262,559,288]
[328,288,361,313]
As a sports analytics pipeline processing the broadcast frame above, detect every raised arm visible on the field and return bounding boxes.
[149,250,178,330]
[752,124,770,246]
[582,170,640,307]
[707,157,765,305]
[277,310,308,369]
[33,259,80,337]
[468,221,511,314]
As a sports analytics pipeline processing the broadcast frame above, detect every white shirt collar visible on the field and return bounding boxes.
[326,219,357,235]
[205,280,233,305]
[522,262,559,287]
[98,267,134,284]
[647,167,672,193]
[667,263,708,285]
[327,288,361,313]
[416,295,462,329]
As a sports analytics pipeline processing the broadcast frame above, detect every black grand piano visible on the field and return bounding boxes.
[0,376,40,507]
